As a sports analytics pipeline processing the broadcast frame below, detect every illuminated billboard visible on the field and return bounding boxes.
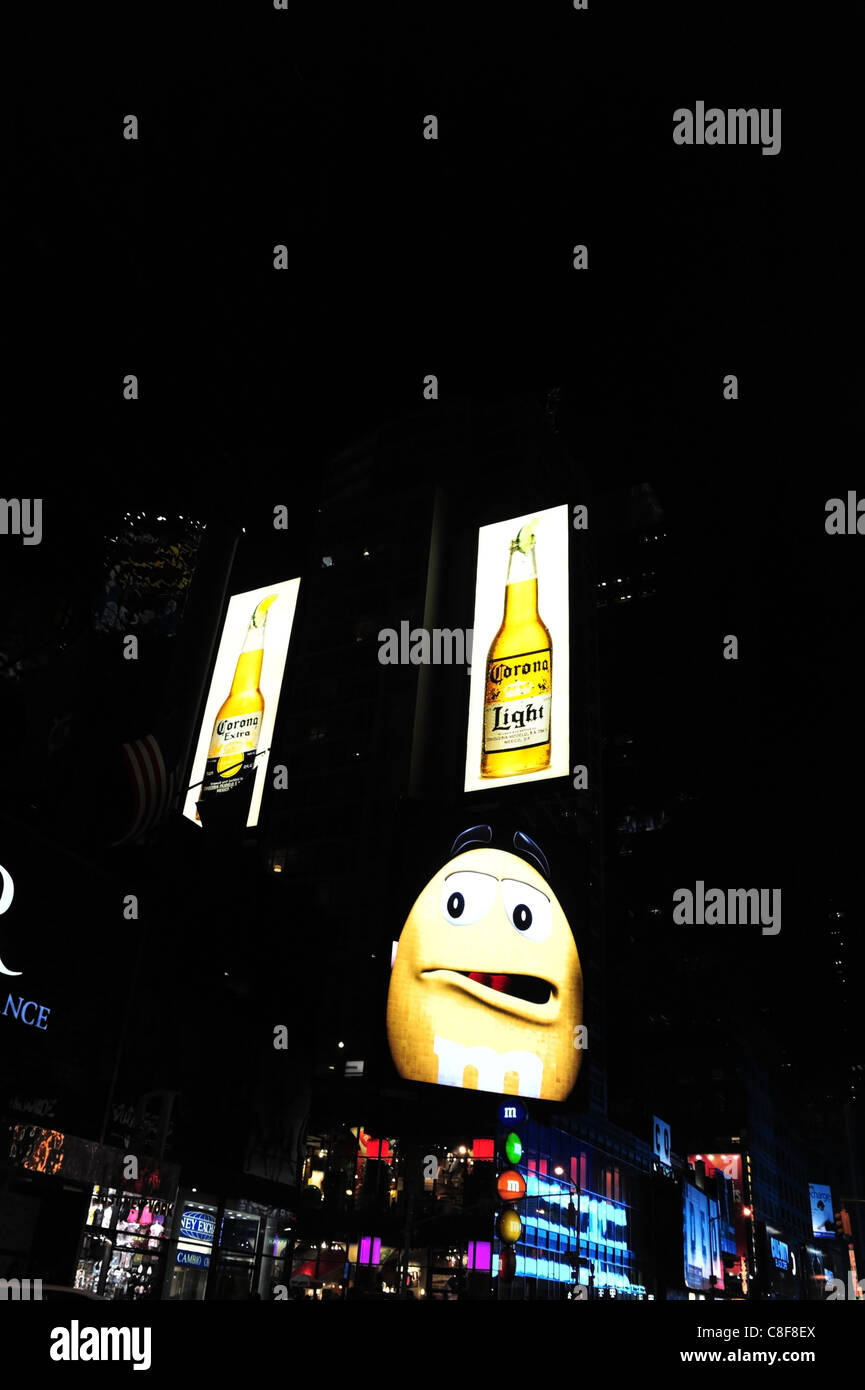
[689,1153,742,1201]
[386,825,583,1101]
[770,1234,790,1270]
[766,1227,799,1297]
[464,505,569,793]
[689,1153,747,1273]
[653,1116,671,1167]
[683,1183,723,1293]
[183,578,300,829]
[809,1183,835,1238]
[514,1173,641,1293]
[9,1124,65,1175]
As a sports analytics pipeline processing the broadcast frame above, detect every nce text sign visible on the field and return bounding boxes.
[2,996,50,1030]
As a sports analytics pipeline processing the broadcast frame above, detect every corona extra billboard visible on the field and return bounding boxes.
[183,578,300,829]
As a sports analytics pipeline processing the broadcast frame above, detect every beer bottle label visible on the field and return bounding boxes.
[201,711,262,794]
[483,648,551,752]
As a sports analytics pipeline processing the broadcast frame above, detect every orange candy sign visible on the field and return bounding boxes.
[497,1169,527,1201]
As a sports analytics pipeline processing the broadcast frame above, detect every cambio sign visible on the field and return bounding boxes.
[0,861,51,1030]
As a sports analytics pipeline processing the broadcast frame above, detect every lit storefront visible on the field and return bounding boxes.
[166,1200,217,1300]
[76,1185,175,1299]
[164,1191,296,1299]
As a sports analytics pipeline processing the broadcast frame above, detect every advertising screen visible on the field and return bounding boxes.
[683,1184,723,1293]
[653,1116,671,1166]
[770,1235,790,1270]
[689,1153,748,1271]
[183,578,300,829]
[809,1182,835,1238]
[689,1153,742,1201]
[386,826,583,1102]
[766,1227,798,1296]
[464,505,569,793]
[708,1198,723,1290]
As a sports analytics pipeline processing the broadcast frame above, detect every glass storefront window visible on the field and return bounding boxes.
[205,1204,263,1300]
[85,1185,118,1231]
[256,1208,295,1298]
[166,1195,298,1300]
[76,1184,175,1301]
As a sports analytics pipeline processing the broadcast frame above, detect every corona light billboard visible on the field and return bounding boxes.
[464,504,569,793]
[183,578,300,829]
[386,824,583,1101]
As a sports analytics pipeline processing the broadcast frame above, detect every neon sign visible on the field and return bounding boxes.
[2,996,50,1029]
[179,1210,216,1243]
[0,861,51,1029]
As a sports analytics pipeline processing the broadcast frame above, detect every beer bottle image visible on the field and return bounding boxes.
[198,594,277,810]
[481,520,552,778]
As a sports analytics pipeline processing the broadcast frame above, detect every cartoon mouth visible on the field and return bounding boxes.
[462,971,552,1004]
[420,968,555,1011]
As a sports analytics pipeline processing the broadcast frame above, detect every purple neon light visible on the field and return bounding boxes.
[468,1240,492,1271]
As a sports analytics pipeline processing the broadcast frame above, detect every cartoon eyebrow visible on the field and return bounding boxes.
[448,826,551,881]
[450,825,493,857]
[513,832,550,881]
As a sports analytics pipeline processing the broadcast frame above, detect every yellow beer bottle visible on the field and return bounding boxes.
[481,521,552,778]
[200,594,277,802]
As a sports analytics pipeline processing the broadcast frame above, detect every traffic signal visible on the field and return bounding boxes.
[835,1208,852,1238]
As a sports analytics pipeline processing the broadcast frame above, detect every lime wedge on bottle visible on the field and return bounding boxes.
[515,519,539,553]
[252,594,278,627]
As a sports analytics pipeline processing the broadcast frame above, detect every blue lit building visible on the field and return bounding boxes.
[495,1115,658,1300]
